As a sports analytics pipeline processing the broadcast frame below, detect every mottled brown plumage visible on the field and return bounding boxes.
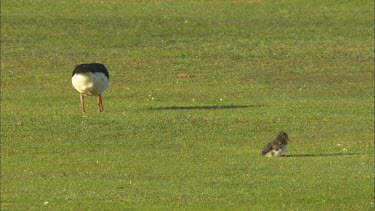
[262,131,290,157]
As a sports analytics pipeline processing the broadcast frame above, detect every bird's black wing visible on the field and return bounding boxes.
[72,63,109,78]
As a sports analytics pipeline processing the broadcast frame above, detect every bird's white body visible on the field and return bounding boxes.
[264,144,288,157]
[72,72,109,96]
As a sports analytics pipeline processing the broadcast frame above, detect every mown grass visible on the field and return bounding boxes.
[1,0,374,210]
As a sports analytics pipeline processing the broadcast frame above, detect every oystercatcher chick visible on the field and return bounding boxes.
[262,131,290,157]
[72,63,110,113]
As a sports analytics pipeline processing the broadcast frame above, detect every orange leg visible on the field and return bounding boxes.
[80,93,85,113]
[98,95,104,112]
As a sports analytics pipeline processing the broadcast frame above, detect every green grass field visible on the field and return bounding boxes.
[1,0,374,209]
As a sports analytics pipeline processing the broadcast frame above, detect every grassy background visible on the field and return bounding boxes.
[1,0,374,209]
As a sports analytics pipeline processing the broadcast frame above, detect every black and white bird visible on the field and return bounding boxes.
[262,131,290,157]
[72,63,110,113]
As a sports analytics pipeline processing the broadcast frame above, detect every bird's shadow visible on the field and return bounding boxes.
[284,152,372,157]
[150,104,263,110]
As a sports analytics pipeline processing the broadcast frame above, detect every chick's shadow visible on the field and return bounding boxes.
[284,152,371,157]
[150,104,263,110]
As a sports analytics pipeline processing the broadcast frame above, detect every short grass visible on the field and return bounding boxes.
[1,0,374,209]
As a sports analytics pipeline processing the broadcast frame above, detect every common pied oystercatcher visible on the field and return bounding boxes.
[72,63,110,113]
[262,131,290,157]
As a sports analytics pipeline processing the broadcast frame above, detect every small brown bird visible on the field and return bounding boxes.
[262,131,290,157]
